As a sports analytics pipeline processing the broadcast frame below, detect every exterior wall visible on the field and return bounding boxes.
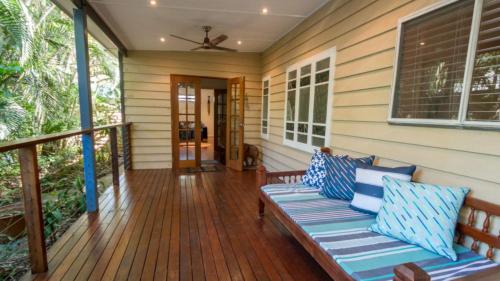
[261,0,500,203]
[123,51,261,169]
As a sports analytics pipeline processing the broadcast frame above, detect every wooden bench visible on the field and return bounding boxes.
[257,148,500,281]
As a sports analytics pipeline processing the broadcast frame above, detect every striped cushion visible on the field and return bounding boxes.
[350,164,416,214]
[369,176,470,261]
[261,184,498,280]
[321,155,375,200]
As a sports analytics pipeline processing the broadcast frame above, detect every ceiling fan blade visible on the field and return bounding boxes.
[210,34,228,46]
[191,46,204,51]
[170,34,202,45]
[211,46,238,52]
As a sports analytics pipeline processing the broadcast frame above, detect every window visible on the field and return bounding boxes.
[284,48,336,152]
[261,77,270,138]
[390,0,500,128]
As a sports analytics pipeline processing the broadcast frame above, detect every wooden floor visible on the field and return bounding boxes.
[23,167,332,281]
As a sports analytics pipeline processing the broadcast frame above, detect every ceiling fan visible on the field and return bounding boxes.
[170,26,237,52]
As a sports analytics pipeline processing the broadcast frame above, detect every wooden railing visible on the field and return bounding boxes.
[0,122,132,273]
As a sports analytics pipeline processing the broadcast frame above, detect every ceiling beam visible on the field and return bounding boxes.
[73,0,128,56]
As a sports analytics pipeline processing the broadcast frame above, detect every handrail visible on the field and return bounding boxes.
[0,122,132,273]
[0,122,131,153]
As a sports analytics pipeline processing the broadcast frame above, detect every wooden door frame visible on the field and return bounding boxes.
[170,75,202,169]
[170,74,228,170]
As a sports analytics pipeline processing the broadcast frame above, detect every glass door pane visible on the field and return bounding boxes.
[176,80,199,167]
[226,77,245,171]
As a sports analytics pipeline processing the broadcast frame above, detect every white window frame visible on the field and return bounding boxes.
[261,76,271,139]
[283,47,336,153]
[388,0,500,129]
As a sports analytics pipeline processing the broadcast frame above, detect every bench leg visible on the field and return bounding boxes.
[258,198,265,219]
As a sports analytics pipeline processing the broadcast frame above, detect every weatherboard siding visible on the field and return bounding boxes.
[260,0,500,203]
[123,51,262,169]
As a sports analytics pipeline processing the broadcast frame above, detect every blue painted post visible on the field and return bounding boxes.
[74,7,98,212]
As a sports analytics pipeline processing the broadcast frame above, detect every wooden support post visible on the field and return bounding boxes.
[74,7,98,212]
[18,146,48,273]
[110,127,119,188]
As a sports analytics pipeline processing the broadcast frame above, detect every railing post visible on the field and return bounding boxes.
[18,145,48,273]
[126,123,132,170]
[110,127,120,188]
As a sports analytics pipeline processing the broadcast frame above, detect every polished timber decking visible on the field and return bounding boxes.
[23,168,332,281]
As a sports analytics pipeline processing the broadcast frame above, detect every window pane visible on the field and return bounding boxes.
[263,88,268,96]
[392,0,474,120]
[289,70,297,80]
[312,125,326,136]
[262,127,267,134]
[301,64,311,76]
[316,58,330,71]
[312,137,325,147]
[298,88,310,122]
[300,76,311,87]
[466,0,500,122]
[286,132,294,140]
[315,71,329,84]
[263,95,268,119]
[297,134,308,144]
[264,80,269,88]
[313,84,328,123]
[286,122,294,131]
[298,123,308,133]
[286,91,296,121]
[288,80,296,89]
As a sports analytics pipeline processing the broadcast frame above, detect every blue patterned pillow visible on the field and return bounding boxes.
[350,163,416,214]
[301,151,345,188]
[321,155,375,200]
[369,176,469,261]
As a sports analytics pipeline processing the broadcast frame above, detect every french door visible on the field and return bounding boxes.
[171,75,201,168]
[226,77,245,171]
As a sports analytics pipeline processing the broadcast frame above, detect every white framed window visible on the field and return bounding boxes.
[389,0,500,129]
[283,47,336,152]
[261,77,271,139]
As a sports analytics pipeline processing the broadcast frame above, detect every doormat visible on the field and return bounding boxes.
[179,165,220,174]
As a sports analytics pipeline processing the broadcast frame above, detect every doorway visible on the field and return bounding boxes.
[171,75,245,170]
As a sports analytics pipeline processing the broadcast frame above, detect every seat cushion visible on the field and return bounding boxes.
[261,184,498,281]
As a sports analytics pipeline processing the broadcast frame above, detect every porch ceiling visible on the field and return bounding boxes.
[85,0,329,52]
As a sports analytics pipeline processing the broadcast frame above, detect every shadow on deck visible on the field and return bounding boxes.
[23,167,332,281]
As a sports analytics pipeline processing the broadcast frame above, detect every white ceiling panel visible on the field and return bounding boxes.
[87,0,329,52]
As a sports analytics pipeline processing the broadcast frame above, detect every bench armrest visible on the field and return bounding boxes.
[256,166,306,188]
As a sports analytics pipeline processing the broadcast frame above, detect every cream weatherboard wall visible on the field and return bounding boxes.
[260,0,500,203]
[123,51,262,169]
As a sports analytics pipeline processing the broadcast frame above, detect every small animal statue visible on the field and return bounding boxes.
[243,143,259,167]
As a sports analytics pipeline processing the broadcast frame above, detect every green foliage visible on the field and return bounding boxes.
[0,0,121,279]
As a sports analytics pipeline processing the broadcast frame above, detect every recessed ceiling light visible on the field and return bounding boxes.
[150,0,157,6]
[420,42,425,46]
[261,8,268,15]
[160,37,165,42]
[237,40,242,45]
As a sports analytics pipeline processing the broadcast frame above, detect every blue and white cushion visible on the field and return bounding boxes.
[301,151,344,188]
[321,155,375,200]
[369,176,470,261]
[350,164,416,214]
